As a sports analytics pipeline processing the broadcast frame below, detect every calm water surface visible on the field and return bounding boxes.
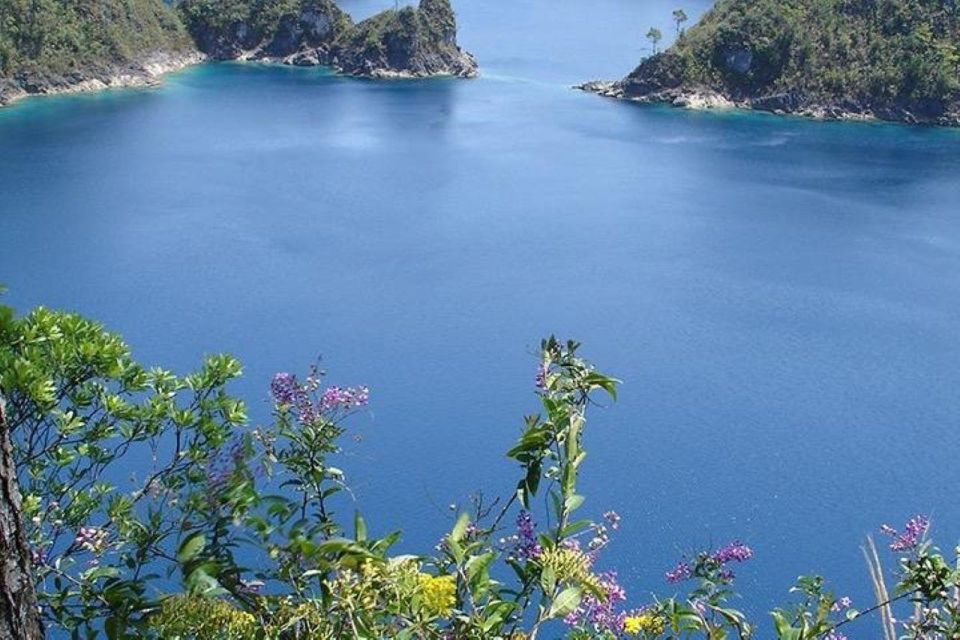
[3,0,960,627]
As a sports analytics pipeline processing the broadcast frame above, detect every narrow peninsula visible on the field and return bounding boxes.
[582,0,960,126]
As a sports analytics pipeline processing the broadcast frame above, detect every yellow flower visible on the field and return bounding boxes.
[148,596,258,639]
[623,612,665,637]
[539,546,605,596]
[417,573,457,617]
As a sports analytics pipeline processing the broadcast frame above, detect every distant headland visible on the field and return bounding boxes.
[581,0,960,127]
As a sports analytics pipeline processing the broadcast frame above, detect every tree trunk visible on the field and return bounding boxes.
[0,397,43,640]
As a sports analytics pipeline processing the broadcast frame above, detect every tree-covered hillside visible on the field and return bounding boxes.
[594,0,960,124]
[0,0,194,79]
[177,0,352,61]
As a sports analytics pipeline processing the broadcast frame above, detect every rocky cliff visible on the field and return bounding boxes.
[582,0,960,126]
[179,0,477,78]
[177,0,353,63]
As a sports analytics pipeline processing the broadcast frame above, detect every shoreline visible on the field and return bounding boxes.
[0,50,207,109]
[231,52,479,79]
[578,80,960,128]
[0,49,478,110]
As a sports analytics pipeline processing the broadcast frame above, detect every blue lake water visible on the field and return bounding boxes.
[3,0,960,630]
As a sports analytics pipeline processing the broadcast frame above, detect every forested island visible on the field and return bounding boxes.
[0,0,476,107]
[582,0,960,126]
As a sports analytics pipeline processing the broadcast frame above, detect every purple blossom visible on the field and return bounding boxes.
[565,570,628,633]
[589,524,610,553]
[271,372,370,424]
[535,362,549,390]
[665,561,692,583]
[513,511,543,560]
[30,546,46,565]
[270,372,300,406]
[271,372,315,423]
[692,599,707,616]
[881,515,929,551]
[712,541,754,564]
[831,596,852,612]
[603,511,621,530]
[319,385,370,412]
[824,633,848,640]
[74,527,108,554]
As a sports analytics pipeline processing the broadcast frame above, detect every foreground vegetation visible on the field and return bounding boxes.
[1,302,959,638]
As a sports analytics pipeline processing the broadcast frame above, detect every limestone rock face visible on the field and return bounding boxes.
[179,0,352,62]
[179,0,477,79]
[0,51,204,107]
[333,0,477,78]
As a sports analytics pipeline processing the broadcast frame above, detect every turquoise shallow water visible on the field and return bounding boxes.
[3,0,960,629]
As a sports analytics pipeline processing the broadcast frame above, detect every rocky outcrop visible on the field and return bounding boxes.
[580,0,960,127]
[179,0,353,64]
[332,0,476,78]
[179,0,477,78]
[0,50,205,107]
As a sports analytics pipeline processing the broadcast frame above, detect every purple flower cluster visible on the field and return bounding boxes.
[881,515,929,551]
[513,510,543,560]
[535,362,549,390]
[270,372,300,406]
[30,546,47,565]
[565,570,628,633]
[824,632,848,640]
[271,372,316,423]
[665,541,753,584]
[665,561,692,584]
[603,511,621,530]
[271,372,369,424]
[74,526,108,554]
[831,596,852,613]
[712,541,754,564]
[319,385,370,412]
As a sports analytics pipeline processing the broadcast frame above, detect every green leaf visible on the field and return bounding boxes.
[547,586,582,619]
[450,512,471,545]
[540,564,557,595]
[354,511,368,542]
[176,532,206,564]
[564,494,585,513]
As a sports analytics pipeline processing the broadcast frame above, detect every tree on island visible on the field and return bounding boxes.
[646,27,663,54]
[672,8,688,35]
